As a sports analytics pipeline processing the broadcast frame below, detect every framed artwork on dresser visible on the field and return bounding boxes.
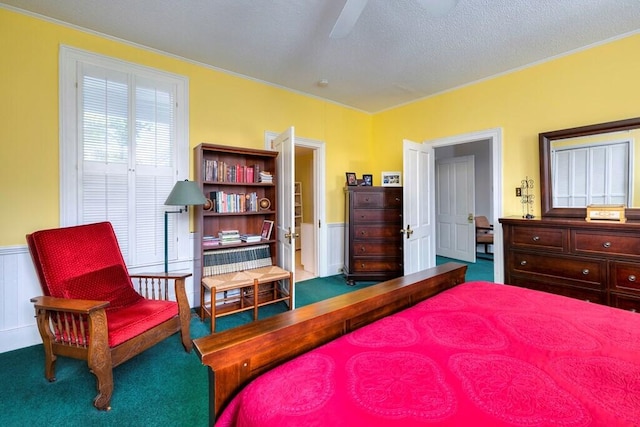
[381,171,401,186]
[345,172,357,186]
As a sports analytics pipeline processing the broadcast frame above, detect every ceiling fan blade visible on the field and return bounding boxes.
[416,0,459,17]
[330,0,368,39]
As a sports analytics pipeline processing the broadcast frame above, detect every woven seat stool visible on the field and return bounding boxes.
[200,265,293,332]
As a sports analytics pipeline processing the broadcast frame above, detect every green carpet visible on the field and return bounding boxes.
[0,261,489,426]
[0,274,377,427]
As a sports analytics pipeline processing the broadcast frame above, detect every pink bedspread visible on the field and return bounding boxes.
[216,282,640,426]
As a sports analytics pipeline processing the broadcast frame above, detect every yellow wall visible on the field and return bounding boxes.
[2,6,640,246]
[0,8,371,245]
[373,33,640,216]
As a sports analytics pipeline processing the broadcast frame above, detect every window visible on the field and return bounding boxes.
[60,46,189,269]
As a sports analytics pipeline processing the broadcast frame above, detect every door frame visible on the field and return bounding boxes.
[426,128,504,283]
[265,131,328,278]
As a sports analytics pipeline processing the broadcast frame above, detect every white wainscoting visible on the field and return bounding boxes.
[1,226,345,354]
[0,245,41,353]
[0,245,199,354]
[325,222,345,276]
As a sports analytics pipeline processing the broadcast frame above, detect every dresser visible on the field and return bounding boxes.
[500,217,640,312]
[343,186,403,284]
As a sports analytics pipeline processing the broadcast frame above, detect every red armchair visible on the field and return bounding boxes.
[27,221,192,410]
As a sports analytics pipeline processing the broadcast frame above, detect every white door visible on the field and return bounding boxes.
[402,139,435,274]
[435,155,476,262]
[273,127,296,307]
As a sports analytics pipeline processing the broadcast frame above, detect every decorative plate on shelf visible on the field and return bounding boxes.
[259,198,271,210]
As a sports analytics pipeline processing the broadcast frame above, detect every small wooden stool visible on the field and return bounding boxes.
[200,266,293,332]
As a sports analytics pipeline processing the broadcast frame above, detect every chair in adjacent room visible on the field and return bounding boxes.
[475,215,494,257]
[27,221,192,410]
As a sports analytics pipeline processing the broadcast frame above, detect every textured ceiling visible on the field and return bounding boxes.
[3,0,640,112]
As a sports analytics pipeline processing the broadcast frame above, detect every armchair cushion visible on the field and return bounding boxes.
[107,299,178,347]
[62,265,143,309]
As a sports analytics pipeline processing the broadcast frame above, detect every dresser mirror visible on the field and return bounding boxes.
[540,117,640,220]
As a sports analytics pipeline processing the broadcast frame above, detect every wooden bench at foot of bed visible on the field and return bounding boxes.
[193,262,467,426]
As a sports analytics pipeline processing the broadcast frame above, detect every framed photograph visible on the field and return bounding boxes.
[381,171,401,187]
[260,220,274,240]
[345,172,358,186]
[362,174,373,186]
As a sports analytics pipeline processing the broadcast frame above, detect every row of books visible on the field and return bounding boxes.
[208,191,259,213]
[203,159,263,183]
[203,244,272,276]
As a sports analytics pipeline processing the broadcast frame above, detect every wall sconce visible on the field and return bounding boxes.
[164,180,206,273]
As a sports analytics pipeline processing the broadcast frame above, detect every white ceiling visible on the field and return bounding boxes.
[3,0,640,113]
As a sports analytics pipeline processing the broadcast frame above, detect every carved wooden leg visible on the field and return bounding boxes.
[35,309,57,381]
[87,310,113,410]
[174,277,192,352]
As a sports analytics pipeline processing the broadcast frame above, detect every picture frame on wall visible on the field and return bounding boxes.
[346,172,358,186]
[362,174,373,186]
[381,171,402,187]
[261,220,274,240]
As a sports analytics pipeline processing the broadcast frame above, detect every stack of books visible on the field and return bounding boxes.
[218,229,241,245]
[240,234,262,243]
[259,171,273,183]
[202,235,220,247]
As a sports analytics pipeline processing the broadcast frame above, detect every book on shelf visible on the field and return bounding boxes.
[202,235,220,247]
[240,234,262,243]
[259,171,273,183]
[218,229,241,245]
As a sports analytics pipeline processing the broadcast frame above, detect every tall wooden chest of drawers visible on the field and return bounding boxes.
[343,186,403,284]
[500,217,640,313]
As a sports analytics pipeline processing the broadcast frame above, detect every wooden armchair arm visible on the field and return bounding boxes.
[30,295,110,313]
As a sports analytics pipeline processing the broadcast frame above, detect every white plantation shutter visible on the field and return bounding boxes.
[60,47,188,269]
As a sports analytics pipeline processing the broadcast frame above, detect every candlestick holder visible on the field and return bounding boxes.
[521,177,535,219]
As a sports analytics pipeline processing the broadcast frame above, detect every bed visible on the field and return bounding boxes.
[193,262,640,426]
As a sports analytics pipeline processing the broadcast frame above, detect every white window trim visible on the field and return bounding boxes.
[59,45,191,270]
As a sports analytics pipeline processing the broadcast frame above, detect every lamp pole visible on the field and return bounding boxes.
[164,208,184,274]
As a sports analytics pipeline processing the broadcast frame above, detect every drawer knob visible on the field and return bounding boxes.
[359,246,366,252]
[532,236,540,241]
[520,260,527,266]
[361,231,366,235]
[582,269,589,275]
[603,242,611,248]
[360,263,365,268]
[395,197,400,201]
[628,275,636,282]
[631,308,637,313]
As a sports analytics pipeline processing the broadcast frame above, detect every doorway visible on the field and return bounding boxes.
[294,145,316,281]
[426,128,503,283]
[265,131,327,283]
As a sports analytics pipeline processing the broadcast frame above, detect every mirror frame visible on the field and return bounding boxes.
[540,117,640,220]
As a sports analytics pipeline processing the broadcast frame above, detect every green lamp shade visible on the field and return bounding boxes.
[165,180,206,206]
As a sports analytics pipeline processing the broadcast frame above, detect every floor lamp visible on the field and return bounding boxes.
[164,179,206,273]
